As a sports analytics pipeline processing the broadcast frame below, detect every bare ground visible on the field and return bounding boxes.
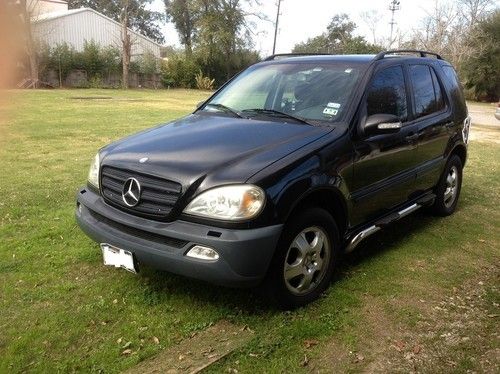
[311,262,499,373]
[469,123,500,144]
[124,321,253,374]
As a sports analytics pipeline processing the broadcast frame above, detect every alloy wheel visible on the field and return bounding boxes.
[283,226,331,295]
[444,165,458,208]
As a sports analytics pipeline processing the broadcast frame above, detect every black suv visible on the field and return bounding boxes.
[76,50,470,308]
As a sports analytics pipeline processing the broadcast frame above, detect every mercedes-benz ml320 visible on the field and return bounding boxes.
[76,50,470,308]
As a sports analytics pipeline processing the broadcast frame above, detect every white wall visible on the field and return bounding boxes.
[34,9,161,59]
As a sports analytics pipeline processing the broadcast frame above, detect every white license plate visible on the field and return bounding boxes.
[100,243,137,273]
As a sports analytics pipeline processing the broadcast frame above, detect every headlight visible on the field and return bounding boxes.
[87,153,100,188]
[184,185,265,221]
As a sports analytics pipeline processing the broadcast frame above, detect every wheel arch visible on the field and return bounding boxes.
[281,187,349,238]
[449,143,467,167]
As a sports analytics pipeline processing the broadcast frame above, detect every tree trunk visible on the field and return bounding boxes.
[121,2,131,89]
[20,0,39,87]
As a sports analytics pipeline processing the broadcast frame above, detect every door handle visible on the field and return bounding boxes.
[405,133,419,143]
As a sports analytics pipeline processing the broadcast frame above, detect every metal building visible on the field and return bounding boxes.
[33,2,162,59]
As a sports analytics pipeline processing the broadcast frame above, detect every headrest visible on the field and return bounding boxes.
[294,82,310,101]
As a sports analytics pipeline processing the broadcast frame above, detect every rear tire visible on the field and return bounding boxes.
[432,154,463,216]
[263,207,340,309]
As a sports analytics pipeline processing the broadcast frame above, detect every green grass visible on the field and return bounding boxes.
[0,89,499,373]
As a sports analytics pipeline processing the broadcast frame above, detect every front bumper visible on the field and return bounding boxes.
[75,187,283,287]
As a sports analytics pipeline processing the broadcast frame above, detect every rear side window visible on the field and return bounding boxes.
[430,68,445,112]
[367,66,408,120]
[409,64,445,118]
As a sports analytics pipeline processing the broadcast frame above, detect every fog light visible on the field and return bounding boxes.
[186,245,219,261]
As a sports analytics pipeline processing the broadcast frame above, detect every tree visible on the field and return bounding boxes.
[461,10,500,100]
[293,14,381,54]
[164,0,261,85]
[404,0,496,80]
[120,0,132,88]
[67,0,165,43]
[164,0,199,55]
[17,0,40,86]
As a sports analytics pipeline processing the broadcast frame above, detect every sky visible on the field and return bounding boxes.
[151,0,446,56]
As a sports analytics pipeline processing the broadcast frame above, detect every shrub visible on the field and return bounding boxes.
[77,40,104,79]
[161,53,199,88]
[138,49,160,76]
[195,71,215,90]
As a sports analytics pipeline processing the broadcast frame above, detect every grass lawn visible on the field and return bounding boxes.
[0,89,498,373]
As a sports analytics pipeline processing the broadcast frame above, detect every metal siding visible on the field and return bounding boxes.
[34,10,161,58]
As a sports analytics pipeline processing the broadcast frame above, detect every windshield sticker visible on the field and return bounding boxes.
[327,102,341,109]
[323,107,338,116]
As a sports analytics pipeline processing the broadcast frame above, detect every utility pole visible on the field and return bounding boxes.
[272,0,282,55]
[389,0,400,48]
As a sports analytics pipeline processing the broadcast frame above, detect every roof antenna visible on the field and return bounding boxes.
[389,0,400,48]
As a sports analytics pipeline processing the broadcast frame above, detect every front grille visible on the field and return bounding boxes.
[87,208,188,249]
[100,166,182,220]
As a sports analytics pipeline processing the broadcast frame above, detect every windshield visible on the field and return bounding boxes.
[201,62,363,123]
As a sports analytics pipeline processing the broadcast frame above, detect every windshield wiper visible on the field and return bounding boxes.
[203,103,243,118]
[241,108,312,126]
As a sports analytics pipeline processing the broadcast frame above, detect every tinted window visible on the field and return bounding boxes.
[367,66,407,120]
[431,68,445,112]
[410,65,444,118]
[442,65,462,90]
[442,65,467,118]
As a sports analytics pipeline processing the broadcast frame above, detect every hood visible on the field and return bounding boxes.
[101,113,333,192]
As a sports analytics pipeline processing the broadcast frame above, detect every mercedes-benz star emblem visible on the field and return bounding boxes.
[122,177,141,207]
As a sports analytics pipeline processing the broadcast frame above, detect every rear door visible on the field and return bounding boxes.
[407,64,453,192]
[351,64,420,225]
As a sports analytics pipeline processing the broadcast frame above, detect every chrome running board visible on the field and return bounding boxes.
[345,202,422,253]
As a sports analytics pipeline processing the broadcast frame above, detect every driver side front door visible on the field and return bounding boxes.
[350,64,420,226]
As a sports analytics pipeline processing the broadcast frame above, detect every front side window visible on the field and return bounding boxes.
[366,66,408,120]
[202,62,364,123]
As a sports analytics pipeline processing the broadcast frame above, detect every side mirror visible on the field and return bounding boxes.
[363,114,402,136]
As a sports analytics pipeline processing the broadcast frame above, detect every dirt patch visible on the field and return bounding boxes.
[469,123,500,144]
[313,264,499,373]
[124,320,253,374]
[468,102,498,127]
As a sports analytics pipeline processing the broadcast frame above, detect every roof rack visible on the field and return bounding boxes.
[374,49,442,60]
[263,53,331,61]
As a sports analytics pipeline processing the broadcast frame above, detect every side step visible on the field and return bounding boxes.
[345,194,435,253]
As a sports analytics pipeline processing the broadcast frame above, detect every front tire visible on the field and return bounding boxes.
[432,154,463,216]
[264,207,340,309]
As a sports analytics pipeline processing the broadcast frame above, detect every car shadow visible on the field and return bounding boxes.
[140,206,464,313]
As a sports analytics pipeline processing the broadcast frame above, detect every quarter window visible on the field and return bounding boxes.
[409,65,445,118]
[367,66,408,120]
[430,68,445,112]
